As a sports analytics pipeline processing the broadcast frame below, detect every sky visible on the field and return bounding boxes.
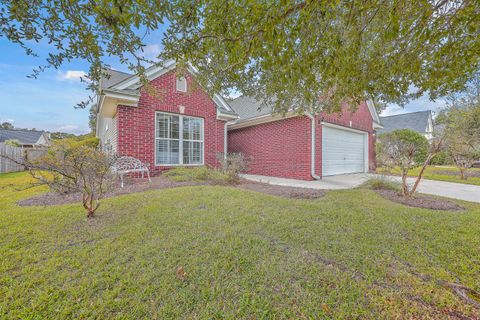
[0,33,446,135]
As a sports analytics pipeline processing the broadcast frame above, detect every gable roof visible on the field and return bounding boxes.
[378,110,432,135]
[0,129,46,145]
[97,62,238,121]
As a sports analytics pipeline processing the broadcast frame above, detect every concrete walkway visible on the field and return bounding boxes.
[241,173,480,203]
[240,173,373,190]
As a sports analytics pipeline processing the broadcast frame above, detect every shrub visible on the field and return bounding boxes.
[216,153,251,181]
[430,150,448,165]
[362,177,401,191]
[27,141,116,218]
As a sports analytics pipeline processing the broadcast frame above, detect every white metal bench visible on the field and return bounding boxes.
[112,156,151,188]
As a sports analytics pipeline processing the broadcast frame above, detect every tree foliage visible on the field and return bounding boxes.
[377,129,432,196]
[1,0,479,112]
[1,122,14,129]
[437,79,480,179]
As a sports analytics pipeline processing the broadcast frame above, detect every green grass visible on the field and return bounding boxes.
[1,172,480,318]
[379,165,480,186]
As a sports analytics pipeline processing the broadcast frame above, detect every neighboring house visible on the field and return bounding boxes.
[378,110,434,140]
[95,61,382,180]
[0,129,51,147]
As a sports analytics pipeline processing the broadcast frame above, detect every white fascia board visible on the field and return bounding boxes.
[321,121,370,134]
[216,112,239,121]
[228,111,298,130]
[366,99,382,126]
[112,60,177,90]
[102,89,140,103]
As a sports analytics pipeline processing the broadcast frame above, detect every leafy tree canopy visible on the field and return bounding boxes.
[1,0,479,113]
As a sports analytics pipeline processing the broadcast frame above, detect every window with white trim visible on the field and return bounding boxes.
[176,76,187,92]
[155,112,204,165]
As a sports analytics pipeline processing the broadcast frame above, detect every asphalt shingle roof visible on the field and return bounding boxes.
[0,129,44,144]
[378,110,431,135]
[100,69,133,90]
[228,96,272,121]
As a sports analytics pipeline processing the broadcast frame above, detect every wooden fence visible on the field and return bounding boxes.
[0,144,48,173]
[0,143,24,173]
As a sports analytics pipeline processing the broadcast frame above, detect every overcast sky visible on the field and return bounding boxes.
[0,35,446,134]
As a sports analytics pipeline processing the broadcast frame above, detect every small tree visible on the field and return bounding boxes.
[377,129,431,197]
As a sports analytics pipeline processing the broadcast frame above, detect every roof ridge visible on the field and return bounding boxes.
[103,68,132,76]
[380,110,431,118]
[0,128,45,133]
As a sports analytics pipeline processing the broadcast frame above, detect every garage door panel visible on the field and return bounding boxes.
[322,126,366,176]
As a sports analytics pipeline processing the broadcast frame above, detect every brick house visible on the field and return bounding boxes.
[96,61,382,180]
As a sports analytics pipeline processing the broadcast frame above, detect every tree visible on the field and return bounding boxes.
[436,73,480,179]
[1,122,14,130]
[377,129,440,197]
[438,106,480,180]
[1,1,479,112]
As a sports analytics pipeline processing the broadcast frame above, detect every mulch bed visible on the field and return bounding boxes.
[375,189,465,211]
[17,176,326,207]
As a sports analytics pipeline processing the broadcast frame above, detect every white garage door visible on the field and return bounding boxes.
[322,125,367,176]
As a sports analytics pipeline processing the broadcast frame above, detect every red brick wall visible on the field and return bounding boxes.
[116,70,226,175]
[228,102,376,180]
[228,116,313,180]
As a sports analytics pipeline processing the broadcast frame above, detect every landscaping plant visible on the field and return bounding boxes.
[217,153,252,182]
[437,77,480,180]
[14,141,116,218]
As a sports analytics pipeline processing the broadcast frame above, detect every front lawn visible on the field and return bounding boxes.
[379,165,480,186]
[1,172,480,318]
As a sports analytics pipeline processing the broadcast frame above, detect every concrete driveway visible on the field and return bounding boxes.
[241,173,480,203]
[386,176,480,203]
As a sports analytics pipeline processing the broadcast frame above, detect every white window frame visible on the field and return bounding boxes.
[176,76,187,92]
[154,111,204,166]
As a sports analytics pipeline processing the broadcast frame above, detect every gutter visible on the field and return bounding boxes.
[305,113,321,180]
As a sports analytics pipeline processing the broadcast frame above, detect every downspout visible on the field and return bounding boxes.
[224,120,235,158]
[306,113,321,180]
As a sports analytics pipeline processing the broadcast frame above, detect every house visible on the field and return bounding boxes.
[378,110,434,140]
[95,61,382,180]
[0,129,51,147]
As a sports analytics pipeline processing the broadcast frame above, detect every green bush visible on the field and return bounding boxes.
[163,167,233,184]
[53,136,100,149]
[430,150,448,165]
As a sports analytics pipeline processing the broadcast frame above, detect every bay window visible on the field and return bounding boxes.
[155,112,204,165]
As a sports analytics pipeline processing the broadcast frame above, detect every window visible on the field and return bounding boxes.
[155,112,203,165]
[176,76,187,92]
